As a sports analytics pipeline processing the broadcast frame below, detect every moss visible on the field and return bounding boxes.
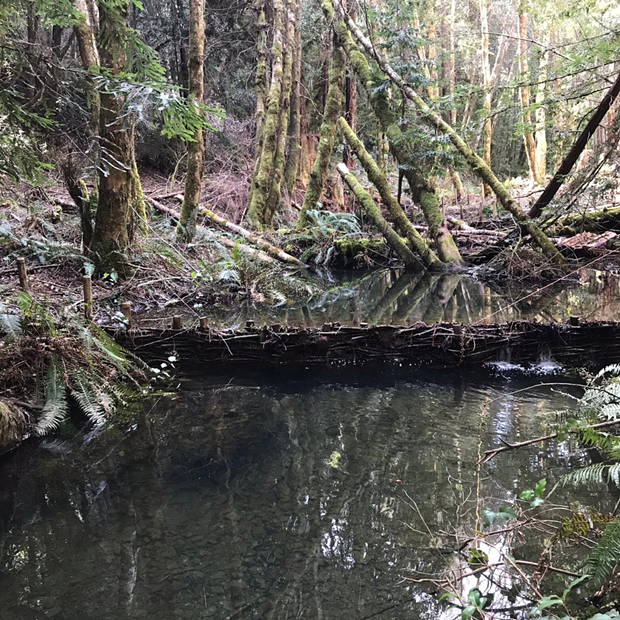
[338,117,440,268]
[297,46,346,227]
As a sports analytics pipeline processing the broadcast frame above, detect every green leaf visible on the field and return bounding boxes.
[519,489,535,501]
[562,574,589,599]
[531,497,544,508]
[535,479,547,497]
[461,605,476,620]
[498,506,517,520]
[536,595,564,611]
[481,507,496,527]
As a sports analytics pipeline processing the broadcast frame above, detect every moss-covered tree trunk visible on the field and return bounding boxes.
[248,0,286,229]
[90,0,133,273]
[297,46,345,227]
[331,0,564,264]
[338,118,440,268]
[518,1,541,184]
[321,0,462,264]
[480,0,492,198]
[337,164,420,269]
[264,0,296,223]
[176,0,206,241]
[248,0,269,208]
[284,0,303,196]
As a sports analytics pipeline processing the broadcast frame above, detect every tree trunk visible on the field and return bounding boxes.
[284,0,304,196]
[337,164,421,269]
[248,0,286,229]
[329,0,563,263]
[529,70,620,218]
[446,0,463,201]
[249,0,269,208]
[297,46,345,227]
[265,0,296,223]
[90,0,133,273]
[322,0,463,264]
[517,1,541,183]
[338,118,440,268]
[176,0,206,241]
[534,41,548,181]
[480,0,492,198]
[342,0,357,169]
[74,0,100,136]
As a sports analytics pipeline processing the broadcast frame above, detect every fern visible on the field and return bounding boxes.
[565,462,620,486]
[36,358,69,435]
[586,519,620,587]
[70,371,109,426]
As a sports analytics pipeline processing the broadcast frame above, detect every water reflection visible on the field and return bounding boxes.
[145,268,620,328]
[0,366,612,619]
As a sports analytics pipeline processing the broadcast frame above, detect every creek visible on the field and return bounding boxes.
[142,267,620,329]
[0,362,614,619]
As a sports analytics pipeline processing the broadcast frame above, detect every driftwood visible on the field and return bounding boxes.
[113,320,620,369]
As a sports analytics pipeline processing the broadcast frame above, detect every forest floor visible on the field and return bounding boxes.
[2,167,620,333]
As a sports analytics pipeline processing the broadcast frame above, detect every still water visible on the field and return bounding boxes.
[141,268,620,329]
[0,363,612,619]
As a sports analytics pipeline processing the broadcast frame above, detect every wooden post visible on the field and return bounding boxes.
[17,258,28,292]
[172,315,182,330]
[199,317,208,331]
[83,275,93,320]
[121,302,132,328]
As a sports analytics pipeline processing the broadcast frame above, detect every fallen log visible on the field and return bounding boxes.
[149,196,309,270]
[148,197,277,266]
[550,205,620,236]
[198,205,310,270]
[336,163,422,269]
[113,320,620,369]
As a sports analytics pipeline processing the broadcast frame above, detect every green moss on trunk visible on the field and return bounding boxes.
[338,117,440,268]
[297,46,345,227]
[337,163,420,269]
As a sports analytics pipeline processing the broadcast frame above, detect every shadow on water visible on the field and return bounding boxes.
[144,268,620,329]
[0,364,613,619]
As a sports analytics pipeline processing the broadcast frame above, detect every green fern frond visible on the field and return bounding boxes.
[596,364,620,381]
[89,324,128,369]
[36,358,69,435]
[0,310,22,341]
[586,518,620,587]
[70,371,109,426]
[564,462,620,486]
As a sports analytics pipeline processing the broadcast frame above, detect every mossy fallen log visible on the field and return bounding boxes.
[550,206,620,236]
[114,320,620,369]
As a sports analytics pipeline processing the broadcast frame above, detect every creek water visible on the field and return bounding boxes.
[142,267,620,329]
[0,362,613,619]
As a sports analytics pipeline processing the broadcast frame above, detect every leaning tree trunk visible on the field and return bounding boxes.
[248,0,286,230]
[329,0,564,264]
[529,70,620,219]
[321,0,463,264]
[176,0,206,242]
[517,1,541,184]
[338,117,440,268]
[297,46,345,227]
[90,0,133,273]
[336,164,421,269]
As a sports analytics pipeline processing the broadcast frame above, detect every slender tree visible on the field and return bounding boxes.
[297,46,345,227]
[176,0,206,241]
[517,0,541,183]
